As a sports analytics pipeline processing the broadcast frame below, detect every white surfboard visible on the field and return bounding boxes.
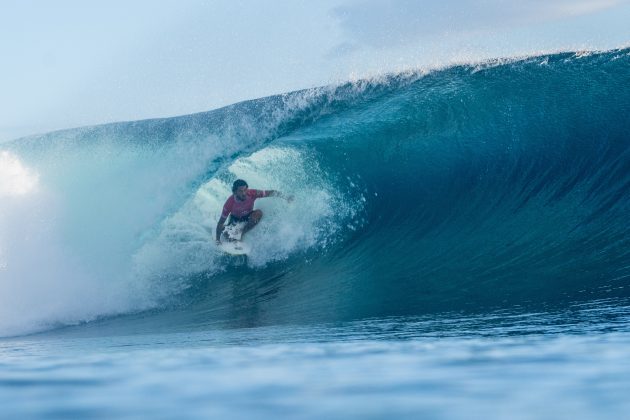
[219,240,251,255]
[218,222,250,255]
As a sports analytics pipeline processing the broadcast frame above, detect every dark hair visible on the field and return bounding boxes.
[232,179,248,193]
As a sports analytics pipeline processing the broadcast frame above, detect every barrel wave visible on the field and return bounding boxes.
[1,49,629,337]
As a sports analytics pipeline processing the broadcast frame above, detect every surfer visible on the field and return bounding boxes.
[215,179,293,244]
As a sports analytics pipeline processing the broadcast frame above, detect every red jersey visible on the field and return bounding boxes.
[221,189,270,219]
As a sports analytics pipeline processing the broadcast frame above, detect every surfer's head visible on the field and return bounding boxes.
[232,179,248,200]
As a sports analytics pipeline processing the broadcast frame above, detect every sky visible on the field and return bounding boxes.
[1,0,629,142]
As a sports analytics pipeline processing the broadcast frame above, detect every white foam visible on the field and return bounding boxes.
[0,136,227,337]
[0,153,129,336]
[132,146,354,291]
[0,151,39,197]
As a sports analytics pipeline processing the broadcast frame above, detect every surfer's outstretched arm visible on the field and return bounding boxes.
[265,190,293,202]
[215,216,227,244]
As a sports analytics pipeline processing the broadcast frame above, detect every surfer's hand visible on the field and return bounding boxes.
[285,194,294,203]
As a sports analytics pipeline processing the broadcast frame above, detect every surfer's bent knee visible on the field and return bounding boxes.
[251,209,263,223]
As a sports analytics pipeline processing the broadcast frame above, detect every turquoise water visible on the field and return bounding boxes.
[1,49,629,417]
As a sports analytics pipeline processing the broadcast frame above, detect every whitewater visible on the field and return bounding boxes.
[1,49,629,418]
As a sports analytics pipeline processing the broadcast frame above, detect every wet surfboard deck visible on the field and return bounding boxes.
[219,240,250,255]
[218,222,249,255]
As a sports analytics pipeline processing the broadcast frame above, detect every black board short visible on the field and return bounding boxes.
[228,213,252,225]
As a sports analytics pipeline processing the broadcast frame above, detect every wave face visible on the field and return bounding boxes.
[1,49,629,336]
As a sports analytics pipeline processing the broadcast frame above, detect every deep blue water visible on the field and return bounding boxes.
[1,49,629,418]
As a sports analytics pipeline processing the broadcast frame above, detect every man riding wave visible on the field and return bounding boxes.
[215,179,292,245]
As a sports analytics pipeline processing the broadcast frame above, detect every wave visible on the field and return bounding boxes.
[1,48,629,337]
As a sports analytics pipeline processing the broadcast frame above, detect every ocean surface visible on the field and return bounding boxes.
[1,49,629,418]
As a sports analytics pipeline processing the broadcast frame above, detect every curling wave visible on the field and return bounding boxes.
[1,48,629,336]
